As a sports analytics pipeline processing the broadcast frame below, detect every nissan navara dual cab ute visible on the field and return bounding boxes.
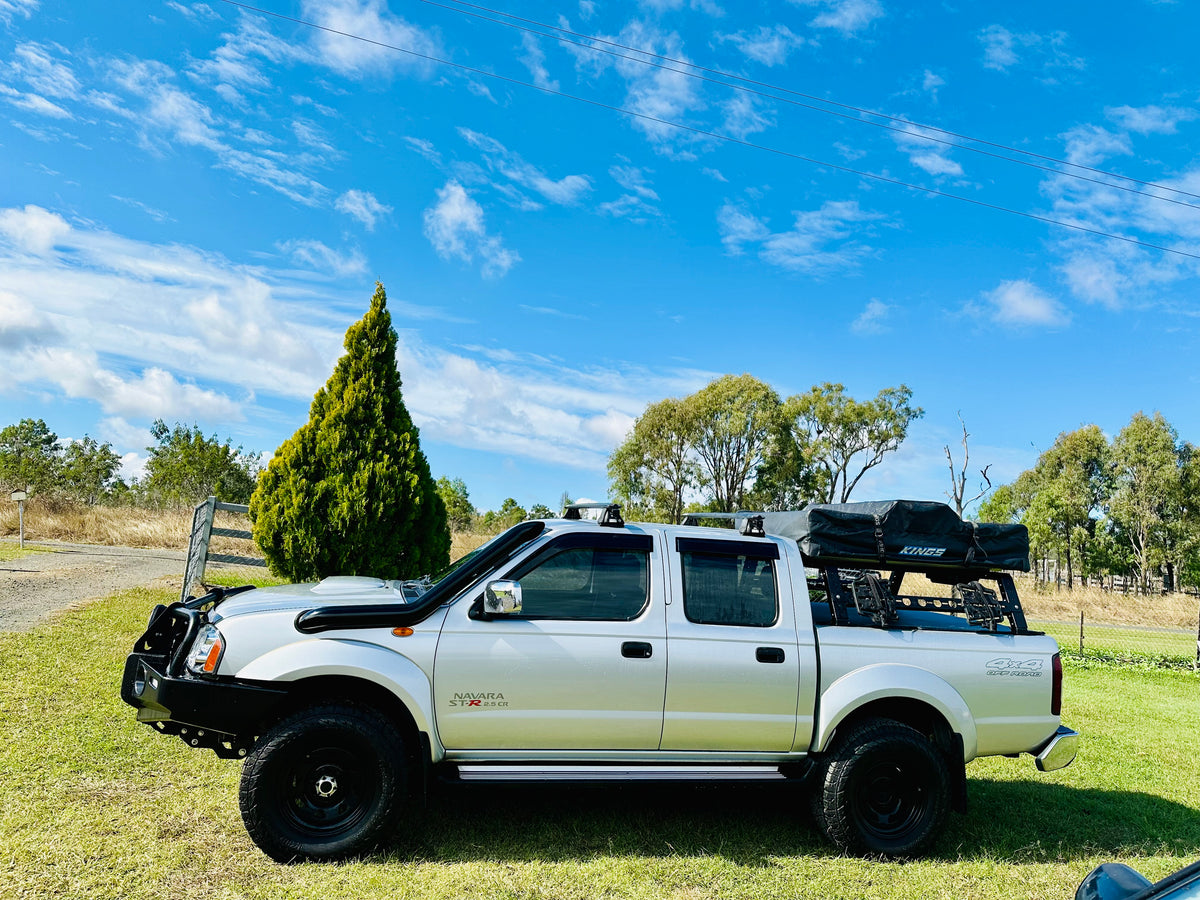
[122,500,1078,862]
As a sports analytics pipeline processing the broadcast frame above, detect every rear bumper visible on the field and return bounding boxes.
[1034,724,1079,772]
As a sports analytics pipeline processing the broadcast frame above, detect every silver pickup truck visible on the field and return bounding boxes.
[121,500,1077,863]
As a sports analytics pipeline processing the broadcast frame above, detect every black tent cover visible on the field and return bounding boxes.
[758,500,1029,572]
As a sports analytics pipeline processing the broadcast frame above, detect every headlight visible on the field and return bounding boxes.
[185,624,225,675]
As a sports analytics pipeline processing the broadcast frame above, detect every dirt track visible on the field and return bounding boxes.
[0,541,186,632]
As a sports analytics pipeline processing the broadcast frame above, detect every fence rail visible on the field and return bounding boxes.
[182,496,266,601]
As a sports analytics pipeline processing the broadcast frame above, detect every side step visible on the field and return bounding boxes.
[440,764,795,785]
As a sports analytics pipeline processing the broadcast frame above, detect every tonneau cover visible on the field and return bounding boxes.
[759,500,1029,572]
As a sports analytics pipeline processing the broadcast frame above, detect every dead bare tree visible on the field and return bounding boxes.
[945,412,992,517]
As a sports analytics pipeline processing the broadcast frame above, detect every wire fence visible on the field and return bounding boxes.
[1012,574,1200,670]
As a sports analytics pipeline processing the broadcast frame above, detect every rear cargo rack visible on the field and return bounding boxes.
[807,565,1031,634]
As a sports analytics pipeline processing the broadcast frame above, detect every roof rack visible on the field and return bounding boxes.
[679,511,766,537]
[562,502,625,527]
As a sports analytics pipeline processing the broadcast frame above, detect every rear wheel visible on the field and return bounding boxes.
[239,703,410,863]
[809,718,949,858]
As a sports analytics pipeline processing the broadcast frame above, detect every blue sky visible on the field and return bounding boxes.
[2,0,1199,515]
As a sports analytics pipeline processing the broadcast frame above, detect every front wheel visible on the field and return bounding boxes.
[239,703,410,863]
[809,718,950,858]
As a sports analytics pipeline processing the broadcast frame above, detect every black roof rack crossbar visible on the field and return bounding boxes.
[679,511,766,537]
[562,502,624,527]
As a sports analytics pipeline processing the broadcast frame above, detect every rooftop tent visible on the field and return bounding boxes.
[759,500,1030,572]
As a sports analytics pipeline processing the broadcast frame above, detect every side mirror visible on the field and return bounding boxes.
[1075,864,1152,900]
[484,580,523,616]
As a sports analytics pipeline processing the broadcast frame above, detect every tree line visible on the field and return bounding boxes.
[0,417,259,508]
[608,374,923,521]
[980,412,1199,593]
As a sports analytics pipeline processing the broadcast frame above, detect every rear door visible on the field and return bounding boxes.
[661,535,802,752]
[433,530,667,751]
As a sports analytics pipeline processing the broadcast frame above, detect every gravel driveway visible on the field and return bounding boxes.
[0,541,187,632]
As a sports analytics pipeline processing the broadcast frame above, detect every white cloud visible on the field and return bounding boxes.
[790,0,884,35]
[979,24,1018,70]
[599,165,661,220]
[278,239,367,276]
[718,199,882,273]
[292,118,338,156]
[100,57,331,205]
[1105,104,1196,136]
[922,69,944,100]
[851,298,891,334]
[719,25,806,66]
[1061,124,1131,166]
[0,204,341,427]
[0,203,71,254]
[0,0,37,24]
[610,165,659,201]
[422,181,520,278]
[165,2,218,20]
[299,0,438,77]
[0,289,58,350]
[335,189,391,230]
[35,350,244,421]
[458,129,592,206]
[572,21,706,156]
[0,206,717,474]
[4,42,80,98]
[976,280,1070,327]
[637,0,723,14]
[399,335,708,471]
[890,121,964,177]
[404,136,440,164]
[978,25,1085,77]
[519,32,559,91]
[721,92,774,140]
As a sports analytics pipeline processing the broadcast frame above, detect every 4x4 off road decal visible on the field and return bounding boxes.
[985,658,1044,677]
[449,691,509,708]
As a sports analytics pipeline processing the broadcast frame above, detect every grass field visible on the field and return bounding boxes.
[1031,618,1198,667]
[1,585,1198,900]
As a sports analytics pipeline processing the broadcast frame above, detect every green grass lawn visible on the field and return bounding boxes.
[1,587,1197,900]
[1031,618,1198,666]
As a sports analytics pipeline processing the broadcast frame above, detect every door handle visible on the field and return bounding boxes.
[756,646,785,664]
[621,641,653,659]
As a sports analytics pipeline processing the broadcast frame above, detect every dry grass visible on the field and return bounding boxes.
[0,497,192,548]
[0,497,503,561]
[850,571,1199,633]
[1016,578,1199,630]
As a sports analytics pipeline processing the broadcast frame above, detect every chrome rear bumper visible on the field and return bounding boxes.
[1035,725,1080,772]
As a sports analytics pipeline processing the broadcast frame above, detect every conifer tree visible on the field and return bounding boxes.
[250,283,450,581]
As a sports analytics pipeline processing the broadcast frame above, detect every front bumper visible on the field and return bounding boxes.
[1034,724,1080,772]
[120,594,287,747]
[121,654,288,736]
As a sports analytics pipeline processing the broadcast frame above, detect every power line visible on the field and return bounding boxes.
[424,0,1200,209]
[214,0,1200,262]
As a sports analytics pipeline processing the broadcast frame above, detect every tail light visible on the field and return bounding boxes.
[1051,652,1063,716]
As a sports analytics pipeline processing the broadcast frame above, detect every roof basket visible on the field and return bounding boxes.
[679,511,766,537]
[562,501,625,527]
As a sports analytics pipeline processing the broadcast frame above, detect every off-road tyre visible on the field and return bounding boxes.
[239,703,410,863]
[808,718,950,858]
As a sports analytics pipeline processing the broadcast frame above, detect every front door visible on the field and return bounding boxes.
[433,531,667,751]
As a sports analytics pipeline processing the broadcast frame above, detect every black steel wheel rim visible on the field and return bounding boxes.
[850,754,930,845]
[274,739,379,840]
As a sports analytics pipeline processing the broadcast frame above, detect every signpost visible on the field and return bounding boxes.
[10,488,28,549]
